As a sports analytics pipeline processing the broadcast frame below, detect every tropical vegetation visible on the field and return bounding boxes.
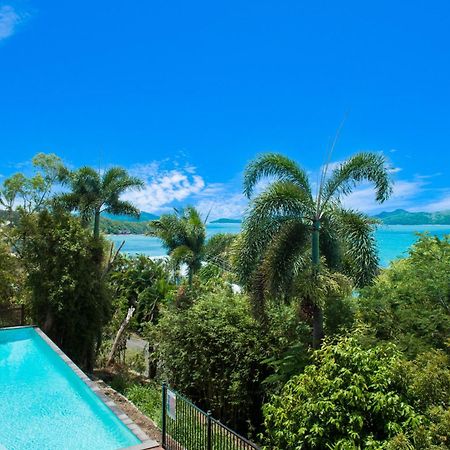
[0,151,449,449]
[235,152,392,346]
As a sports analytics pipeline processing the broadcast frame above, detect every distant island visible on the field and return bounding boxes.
[374,209,450,225]
[210,218,242,224]
[96,209,450,234]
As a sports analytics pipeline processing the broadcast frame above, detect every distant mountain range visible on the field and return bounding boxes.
[208,211,450,226]
[1,209,449,230]
[101,209,450,233]
[374,209,450,225]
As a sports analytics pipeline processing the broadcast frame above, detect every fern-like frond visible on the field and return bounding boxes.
[320,152,393,211]
[243,153,312,198]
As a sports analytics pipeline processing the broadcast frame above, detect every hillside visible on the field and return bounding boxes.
[100,217,152,234]
[100,211,158,233]
[375,209,450,225]
[101,211,158,222]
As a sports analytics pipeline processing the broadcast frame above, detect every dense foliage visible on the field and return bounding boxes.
[108,254,175,331]
[1,151,449,450]
[150,288,305,434]
[264,338,414,449]
[358,234,450,357]
[0,235,24,306]
[15,210,111,370]
[263,336,450,449]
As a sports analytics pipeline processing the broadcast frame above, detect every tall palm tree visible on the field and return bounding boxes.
[59,167,144,239]
[148,206,206,285]
[235,152,393,347]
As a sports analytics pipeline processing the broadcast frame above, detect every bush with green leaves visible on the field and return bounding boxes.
[150,290,265,432]
[16,210,111,370]
[108,254,175,332]
[0,235,25,307]
[263,336,437,450]
[150,289,305,435]
[358,234,450,357]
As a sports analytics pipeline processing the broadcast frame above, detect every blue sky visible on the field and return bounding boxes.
[0,0,449,218]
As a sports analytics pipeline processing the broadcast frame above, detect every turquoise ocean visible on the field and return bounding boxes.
[107,224,450,267]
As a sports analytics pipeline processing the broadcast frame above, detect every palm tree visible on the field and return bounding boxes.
[148,206,206,285]
[58,167,144,239]
[235,152,393,347]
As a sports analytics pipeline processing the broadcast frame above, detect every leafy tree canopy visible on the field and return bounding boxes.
[263,336,449,450]
[15,209,111,370]
[358,234,450,357]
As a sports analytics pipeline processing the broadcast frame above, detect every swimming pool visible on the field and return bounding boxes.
[0,326,155,450]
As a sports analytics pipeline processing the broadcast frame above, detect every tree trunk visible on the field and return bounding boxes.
[311,219,323,348]
[93,209,101,239]
[107,306,135,366]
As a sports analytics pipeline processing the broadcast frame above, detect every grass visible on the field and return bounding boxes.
[124,381,162,427]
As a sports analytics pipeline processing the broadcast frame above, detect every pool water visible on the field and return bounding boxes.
[0,327,141,450]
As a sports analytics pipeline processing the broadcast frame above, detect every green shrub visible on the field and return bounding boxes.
[358,235,450,357]
[263,337,426,450]
[150,290,265,432]
[16,210,111,371]
[149,289,304,434]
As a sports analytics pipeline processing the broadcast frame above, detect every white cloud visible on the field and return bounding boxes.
[121,155,447,219]
[410,191,450,212]
[123,162,206,212]
[195,191,248,221]
[342,179,426,213]
[0,5,22,41]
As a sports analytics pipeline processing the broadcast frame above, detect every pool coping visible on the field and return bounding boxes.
[0,325,159,450]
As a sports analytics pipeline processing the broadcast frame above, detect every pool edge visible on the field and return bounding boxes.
[1,325,159,450]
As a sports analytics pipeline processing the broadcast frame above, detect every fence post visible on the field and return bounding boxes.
[162,383,167,448]
[207,410,212,450]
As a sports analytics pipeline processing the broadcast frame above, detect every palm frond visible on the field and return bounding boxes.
[233,215,290,289]
[319,216,343,270]
[333,208,380,287]
[320,152,393,211]
[104,200,140,217]
[246,181,315,225]
[147,215,187,251]
[102,167,144,196]
[170,245,195,267]
[260,220,310,298]
[243,153,312,198]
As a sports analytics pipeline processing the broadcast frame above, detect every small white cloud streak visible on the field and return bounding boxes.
[410,191,450,213]
[0,5,21,41]
[342,179,426,213]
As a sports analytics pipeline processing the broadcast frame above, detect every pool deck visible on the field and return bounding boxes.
[2,325,160,450]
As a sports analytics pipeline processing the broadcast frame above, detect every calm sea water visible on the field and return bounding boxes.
[107,223,450,267]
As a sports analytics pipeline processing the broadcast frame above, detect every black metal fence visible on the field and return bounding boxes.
[162,384,260,450]
[0,305,25,328]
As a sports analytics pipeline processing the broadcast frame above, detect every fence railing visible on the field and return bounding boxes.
[162,383,260,450]
[0,305,25,328]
